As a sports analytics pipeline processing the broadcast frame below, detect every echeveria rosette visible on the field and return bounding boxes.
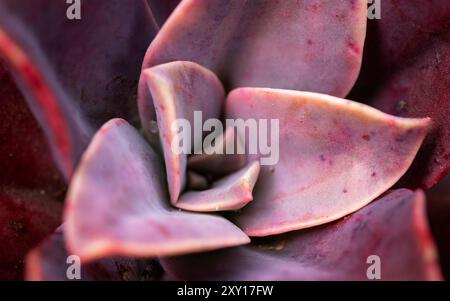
[63,0,436,278]
[0,0,447,280]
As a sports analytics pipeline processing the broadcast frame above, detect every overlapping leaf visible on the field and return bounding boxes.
[140,61,225,202]
[26,227,163,281]
[64,119,249,262]
[226,88,430,236]
[0,0,158,176]
[139,0,367,116]
[162,190,442,281]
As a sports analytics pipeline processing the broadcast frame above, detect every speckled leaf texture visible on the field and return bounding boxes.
[139,0,367,107]
[140,61,225,202]
[0,61,64,280]
[0,0,449,281]
[226,88,429,236]
[162,190,442,281]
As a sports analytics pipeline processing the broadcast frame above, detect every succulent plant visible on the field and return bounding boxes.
[0,0,449,281]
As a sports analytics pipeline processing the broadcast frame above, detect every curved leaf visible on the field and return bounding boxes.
[0,0,158,176]
[351,0,450,188]
[26,227,163,281]
[140,61,225,202]
[0,61,64,191]
[175,161,260,212]
[226,88,430,236]
[0,61,64,280]
[162,190,442,280]
[64,119,249,263]
[140,0,367,106]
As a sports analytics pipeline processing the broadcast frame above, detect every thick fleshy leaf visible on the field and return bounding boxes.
[0,188,62,280]
[140,61,225,202]
[187,126,246,176]
[0,61,65,280]
[140,0,367,107]
[351,0,450,188]
[65,118,249,262]
[162,190,442,281]
[26,227,162,281]
[175,161,260,212]
[0,0,158,176]
[226,88,430,236]
[0,29,87,178]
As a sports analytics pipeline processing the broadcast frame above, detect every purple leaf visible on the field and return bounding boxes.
[0,0,158,176]
[64,118,249,263]
[226,88,430,236]
[140,0,367,97]
[140,61,225,202]
[161,190,442,281]
[26,227,163,281]
[0,61,64,191]
[175,161,260,212]
[0,30,88,178]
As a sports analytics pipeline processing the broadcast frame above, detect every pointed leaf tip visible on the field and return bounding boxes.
[226,88,430,236]
[64,118,249,262]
